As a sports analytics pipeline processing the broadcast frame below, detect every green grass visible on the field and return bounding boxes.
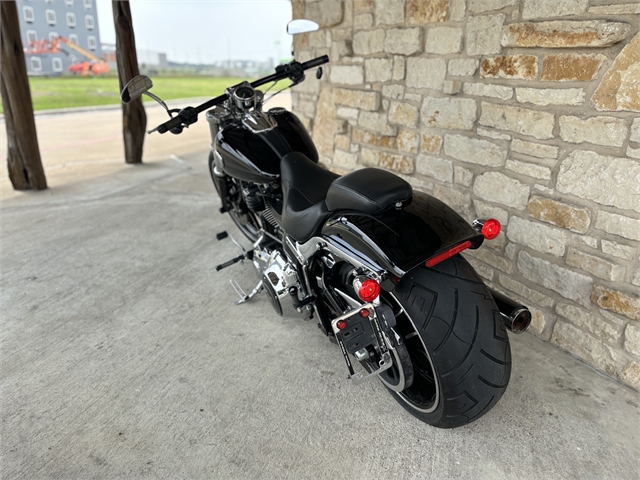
[0,76,245,113]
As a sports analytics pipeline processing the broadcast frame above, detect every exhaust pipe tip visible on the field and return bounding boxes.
[501,308,532,334]
[488,288,532,334]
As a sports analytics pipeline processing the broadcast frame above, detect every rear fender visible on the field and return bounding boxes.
[320,191,483,276]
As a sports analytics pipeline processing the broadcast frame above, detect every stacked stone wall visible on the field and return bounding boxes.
[290,0,640,390]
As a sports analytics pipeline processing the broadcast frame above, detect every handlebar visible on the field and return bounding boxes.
[150,55,329,135]
[300,56,330,70]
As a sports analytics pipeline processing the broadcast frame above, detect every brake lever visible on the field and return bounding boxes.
[148,106,198,135]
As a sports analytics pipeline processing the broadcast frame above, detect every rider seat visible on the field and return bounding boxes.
[280,152,413,243]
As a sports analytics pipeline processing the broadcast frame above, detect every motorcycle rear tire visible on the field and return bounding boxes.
[388,255,511,428]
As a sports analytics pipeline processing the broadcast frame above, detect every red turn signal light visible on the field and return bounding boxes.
[336,320,347,330]
[357,279,381,302]
[481,218,501,240]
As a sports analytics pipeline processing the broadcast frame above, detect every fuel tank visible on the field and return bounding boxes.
[213,108,319,184]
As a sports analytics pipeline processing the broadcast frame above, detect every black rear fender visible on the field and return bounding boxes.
[320,191,484,276]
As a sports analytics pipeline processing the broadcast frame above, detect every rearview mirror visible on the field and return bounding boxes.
[286,19,319,35]
[121,75,153,104]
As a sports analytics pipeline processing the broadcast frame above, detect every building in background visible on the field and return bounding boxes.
[16,0,104,76]
[137,49,169,70]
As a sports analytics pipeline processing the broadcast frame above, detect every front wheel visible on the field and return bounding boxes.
[385,255,511,428]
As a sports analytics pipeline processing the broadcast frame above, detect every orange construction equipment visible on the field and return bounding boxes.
[24,37,109,76]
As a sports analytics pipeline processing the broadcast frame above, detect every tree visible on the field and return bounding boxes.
[0,1,47,190]
[112,1,146,164]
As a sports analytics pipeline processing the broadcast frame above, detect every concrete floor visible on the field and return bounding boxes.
[1,149,638,480]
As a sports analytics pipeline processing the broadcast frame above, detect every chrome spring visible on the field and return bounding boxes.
[261,204,279,228]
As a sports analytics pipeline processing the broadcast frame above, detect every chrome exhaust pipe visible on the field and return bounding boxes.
[487,288,532,334]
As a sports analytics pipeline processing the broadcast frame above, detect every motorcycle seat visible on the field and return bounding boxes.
[280,152,413,243]
[280,152,338,242]
[325,168,412,214]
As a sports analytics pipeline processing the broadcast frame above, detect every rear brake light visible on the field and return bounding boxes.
[357,279,381,302]
[425,240,472,268]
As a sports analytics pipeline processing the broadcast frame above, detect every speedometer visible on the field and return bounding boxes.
[232,83,257,110]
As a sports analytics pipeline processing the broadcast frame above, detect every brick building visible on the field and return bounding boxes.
[17,0,104,75]
[290,0,640,390]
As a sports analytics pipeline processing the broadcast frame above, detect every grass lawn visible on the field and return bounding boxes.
[0,76,245,113]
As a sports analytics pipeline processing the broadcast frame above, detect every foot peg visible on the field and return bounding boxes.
[215,254,246,271]
[215,231,252,271]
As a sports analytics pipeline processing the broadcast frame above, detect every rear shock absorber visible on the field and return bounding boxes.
[242,184,264,211]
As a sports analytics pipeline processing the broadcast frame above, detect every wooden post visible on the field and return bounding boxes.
[0,1,47,190]
[112,1,146,164]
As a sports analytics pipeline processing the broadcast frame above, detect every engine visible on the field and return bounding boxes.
[252,246,310,319]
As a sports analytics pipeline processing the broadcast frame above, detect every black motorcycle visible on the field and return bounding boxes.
[121,19,531,428]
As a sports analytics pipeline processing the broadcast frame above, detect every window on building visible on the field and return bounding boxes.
[65,0,74,6]
[66,12,76,27]
[23,6,35,23]
[49,32,59,42]
[26,30,38,46]
[87,36,97,51]
[68,34,79,45]
[30,57,42,72]
[83,0,92,9]
[52,57,63,72]
[46,9,56,25]
[85,15,94,30]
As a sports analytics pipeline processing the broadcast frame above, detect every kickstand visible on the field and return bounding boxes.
[230,279,263,305]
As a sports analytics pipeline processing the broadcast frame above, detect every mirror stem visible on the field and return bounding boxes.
[143,91,170,114]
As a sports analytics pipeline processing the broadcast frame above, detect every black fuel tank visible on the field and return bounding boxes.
[215,109,318,184]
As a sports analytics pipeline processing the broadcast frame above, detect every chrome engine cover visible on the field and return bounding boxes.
[252,246,310,319]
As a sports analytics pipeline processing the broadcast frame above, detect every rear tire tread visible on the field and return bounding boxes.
[480,348,510,365]
[478,375,509,389]
[441,314,479,377]
[391,255,511,428]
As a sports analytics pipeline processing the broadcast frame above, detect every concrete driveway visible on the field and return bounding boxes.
[1,99,639,478]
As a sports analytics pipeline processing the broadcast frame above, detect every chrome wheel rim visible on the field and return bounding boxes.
[387,292,440,414]
[378,341,410,392]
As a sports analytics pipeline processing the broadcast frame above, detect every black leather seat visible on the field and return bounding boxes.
[325,168,412,213]
[280,152,337,242]
[280,152,413,242]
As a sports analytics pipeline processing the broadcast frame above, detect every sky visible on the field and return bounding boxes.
[96,0,294,64]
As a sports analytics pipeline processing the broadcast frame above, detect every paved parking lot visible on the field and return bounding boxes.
[1,141,638,478]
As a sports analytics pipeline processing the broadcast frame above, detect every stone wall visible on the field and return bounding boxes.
[290,0,640,390]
